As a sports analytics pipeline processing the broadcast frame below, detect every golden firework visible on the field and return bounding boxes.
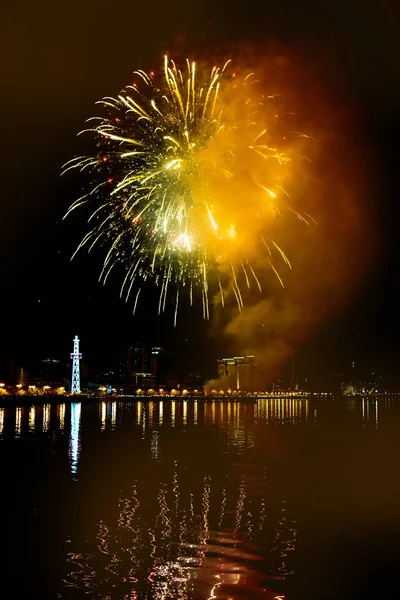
[63,56,312,324]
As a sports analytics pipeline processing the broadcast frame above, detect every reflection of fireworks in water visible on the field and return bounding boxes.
[63,56,313,323]
[62,470,296,599]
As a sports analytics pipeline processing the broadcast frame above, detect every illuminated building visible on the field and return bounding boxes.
[132,372,156,389]
[217,355,257,391]
[70,335,82,394]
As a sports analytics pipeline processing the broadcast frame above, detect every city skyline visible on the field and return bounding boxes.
[0,332,391,396]
[1,1,399,385]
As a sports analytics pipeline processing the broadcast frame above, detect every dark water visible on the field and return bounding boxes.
[1,397,399,600]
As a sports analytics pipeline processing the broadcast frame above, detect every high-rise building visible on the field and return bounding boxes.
[37,358,62,383]
[116,350,131,383]
[132,343,148,372]
[150,347,163,381]
[217,355,257,391]
[116,343,150,384]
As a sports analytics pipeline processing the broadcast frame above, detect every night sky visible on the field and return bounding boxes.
[1,0,399,382]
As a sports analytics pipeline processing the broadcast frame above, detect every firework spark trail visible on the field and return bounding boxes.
[63,55,312,321]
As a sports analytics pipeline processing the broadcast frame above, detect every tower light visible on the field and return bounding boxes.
[70,335,82,394]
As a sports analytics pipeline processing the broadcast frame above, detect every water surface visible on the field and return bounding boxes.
[0,397,399,599]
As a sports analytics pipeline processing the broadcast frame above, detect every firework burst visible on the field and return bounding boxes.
[63,55,313,324]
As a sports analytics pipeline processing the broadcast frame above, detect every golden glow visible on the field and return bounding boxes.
[111,400,117,428]
[58,403,65,430]
[64,55,312,321]
[256,398,309,424]
[194,400,198,425]
[29,406,36,432]
[171,400,176,426]
[101,400,106,431]
[159,400,163,426]
[148,400,154,426]
[15,406,22,437]
[43,403,50,432]
[183,400,187,424]
[137,401,143,426]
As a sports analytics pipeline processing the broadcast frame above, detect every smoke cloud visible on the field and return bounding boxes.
[205,49,378,392]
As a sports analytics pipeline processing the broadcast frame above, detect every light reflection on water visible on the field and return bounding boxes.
[29,405,36,432]
[257,398,309,424]
[43,403,51,432]
[137,400,143,426]
[68,402,81,479]
[0,397,388,437]
[15,406,23,438]
[62,470,295,599]
[111,400,117,429]
[100,400,107,431]
[0,396,399,599]
[57,398,310,599]
[171,399,176,427]
[58,402,66,430]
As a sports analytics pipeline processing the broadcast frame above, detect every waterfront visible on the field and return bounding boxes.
[0,397,399,599]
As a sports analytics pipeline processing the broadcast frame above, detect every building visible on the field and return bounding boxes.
[33,359,64,390]
[217,355,257,391]
[35,358,63,384]
[93,344,163,392]
[132,372,156,389]
[116,343,151,384]
[150,347,164,381]
[132,343,150,373]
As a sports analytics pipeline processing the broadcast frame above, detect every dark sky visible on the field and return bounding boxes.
[0,0,399,380]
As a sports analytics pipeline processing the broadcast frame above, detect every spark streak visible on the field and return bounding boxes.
[63,55,312,322]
